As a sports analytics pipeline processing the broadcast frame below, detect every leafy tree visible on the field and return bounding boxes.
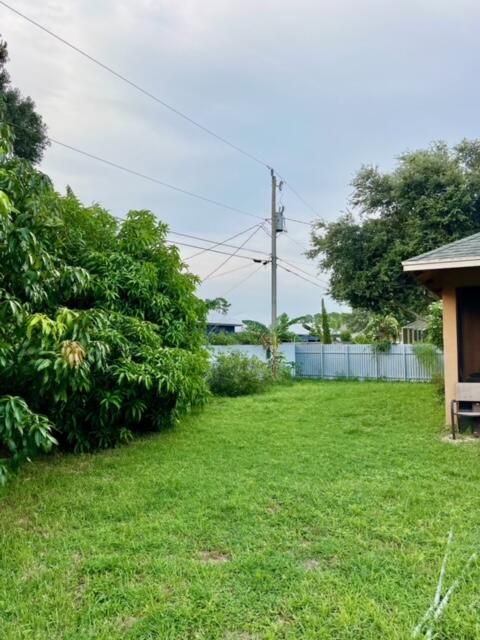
[205,297,231,315]
[328,311,352,331]
[365,314,400,351]
[340,330,352,343]
[345,309,373,334]
[0,37,49,164]
[309,141,480,318]
[426,301,443,349]
[321,299,332,344]
[0,124,208,482]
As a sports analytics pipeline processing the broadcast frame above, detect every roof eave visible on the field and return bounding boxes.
[403,258,480,272]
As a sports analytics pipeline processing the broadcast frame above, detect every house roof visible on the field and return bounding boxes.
[403,232,480,271]
[402,319,427,330]
[206,312,243,326]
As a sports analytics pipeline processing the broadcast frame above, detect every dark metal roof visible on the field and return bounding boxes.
[207,312,243,326]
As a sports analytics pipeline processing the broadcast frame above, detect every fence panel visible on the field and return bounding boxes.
[209,343,443,381]
[295,343,443,381]
[209,343,296,364]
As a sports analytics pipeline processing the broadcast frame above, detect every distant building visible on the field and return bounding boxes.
[294,333,321,343]
[401,319,428,344]
[206,313,243,335]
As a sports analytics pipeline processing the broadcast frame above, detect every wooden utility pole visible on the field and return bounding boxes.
[271,168,277,330]
[270,169,278,377]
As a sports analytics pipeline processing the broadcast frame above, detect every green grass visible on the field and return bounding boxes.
[2,381,480,639]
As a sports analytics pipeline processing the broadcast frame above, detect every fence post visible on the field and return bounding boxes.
[346,344,350,378]
[403,344,408,381]
[321,343,324,378]
[375,348,379,380]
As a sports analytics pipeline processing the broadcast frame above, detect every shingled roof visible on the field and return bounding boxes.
[403,232,480,271]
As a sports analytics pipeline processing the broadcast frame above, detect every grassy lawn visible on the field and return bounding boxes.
[1,381,480,639]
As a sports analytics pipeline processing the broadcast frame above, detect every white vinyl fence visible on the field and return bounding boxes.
[209,343,296,365]
[295,343,442,381]
[210,343,443,382]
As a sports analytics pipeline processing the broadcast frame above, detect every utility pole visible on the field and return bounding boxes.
[270,169,286,377]
[270,168,277,330]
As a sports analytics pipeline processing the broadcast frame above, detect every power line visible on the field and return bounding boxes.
[277,263,328,291]
[1,1,324,225]
[110,216,268,262]
[284,216,313,227]
[262,225,329,285]
[7,117,323,295]
[202,225,263,282]
[221,263,267,296]
[208,262,265,280]
[168,240,265,262]
[276,169,319,220]
[260,223,321,276]
[3,118,268,223]
[49,138,266,221]
[278,258,330,286]
[168,227,269,260]
[5,119,273,277]
[281,231,308,253]
[281,179,319,219]
[0,0,271,171]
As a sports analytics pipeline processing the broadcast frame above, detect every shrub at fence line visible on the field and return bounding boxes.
[208,352,273,397]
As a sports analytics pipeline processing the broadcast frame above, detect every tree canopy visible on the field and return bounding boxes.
[309,141,480,318]
[205,297,231,315]
[0,37,49,164]
[0,123,208,482]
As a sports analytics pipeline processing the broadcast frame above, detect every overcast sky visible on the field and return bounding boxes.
[2,0,480,323]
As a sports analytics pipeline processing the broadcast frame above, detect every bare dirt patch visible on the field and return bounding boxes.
[117,615,141,632]
[303,555,339,571]
[198,550,231,564]
[266,501,282,514]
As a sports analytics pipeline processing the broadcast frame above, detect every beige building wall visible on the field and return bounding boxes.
[442,286,458,425]
[405,267,480,426]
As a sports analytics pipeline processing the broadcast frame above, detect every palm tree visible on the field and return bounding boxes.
[242,313,307,345]
[301,314,322,341]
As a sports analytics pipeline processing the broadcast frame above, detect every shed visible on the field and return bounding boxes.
[401,318,427,344]
[403,232,480,424]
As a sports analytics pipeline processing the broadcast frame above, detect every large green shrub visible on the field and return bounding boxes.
[0,123,209,481]
[208,352,272,397]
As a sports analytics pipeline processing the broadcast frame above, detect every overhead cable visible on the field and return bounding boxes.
[202,225,263,282]
[1,0,321,224]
